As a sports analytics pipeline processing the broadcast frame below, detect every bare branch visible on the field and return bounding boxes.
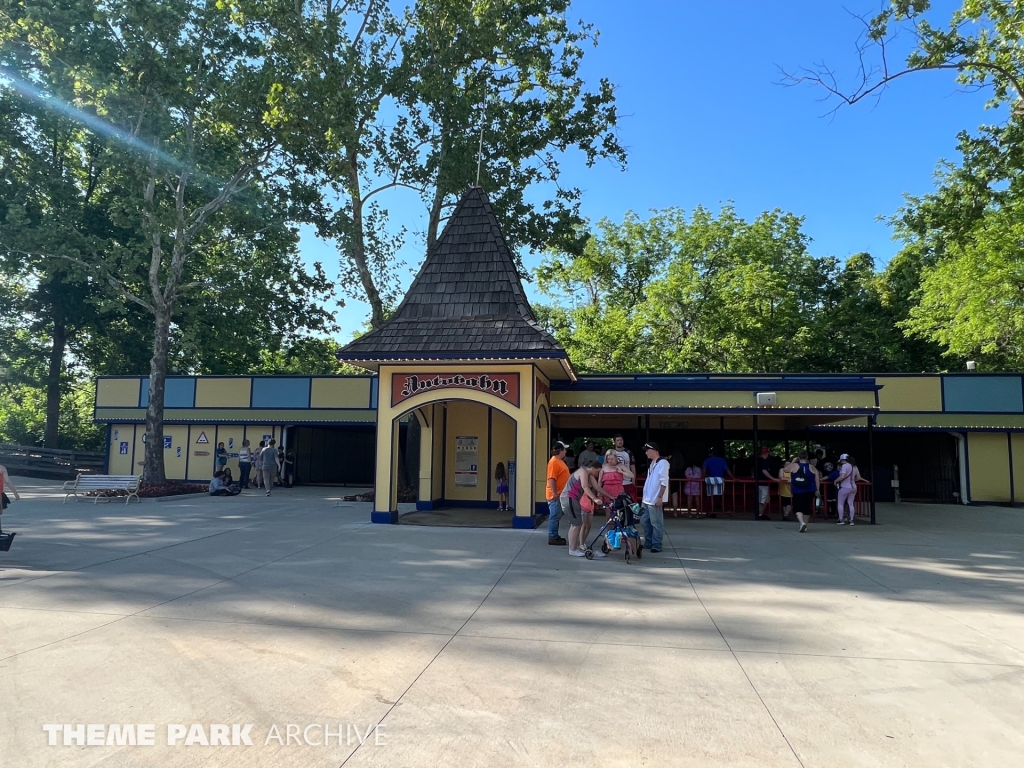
[779,9,1024,117]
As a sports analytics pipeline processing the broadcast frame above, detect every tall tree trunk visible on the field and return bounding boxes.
[346,163,387,329]
[43,319,67,448]
[143,303,171,483]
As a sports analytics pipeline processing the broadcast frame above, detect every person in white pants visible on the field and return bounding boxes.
[835,454,861,525]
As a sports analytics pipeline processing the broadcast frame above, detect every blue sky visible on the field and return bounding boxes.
[305,0,993,339]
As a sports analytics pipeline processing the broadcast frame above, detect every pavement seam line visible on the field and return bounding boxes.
[338,529,536,768]
[664,527,807,768]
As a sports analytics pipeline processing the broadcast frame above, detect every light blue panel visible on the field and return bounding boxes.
[943,376,1023,413]
[138,377,196,408]
[251,377,311,408]
[370,377,378,409]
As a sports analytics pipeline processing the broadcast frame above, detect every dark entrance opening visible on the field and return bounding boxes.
[294,425,376,485]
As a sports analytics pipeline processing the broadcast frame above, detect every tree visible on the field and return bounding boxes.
[903,199,1024,368]
[782,0,1024,368]
[1,0,336,479]
[280,0,625,328]
[0,77,134,447]
[535,207,936,374]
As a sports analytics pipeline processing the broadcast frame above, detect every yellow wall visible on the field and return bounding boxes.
[186,425,217,480]
[131,427,147,474]
[163,425,189,480]
[96,378,140,407]
[107,425,136,475]
[1012,433,1024,503]
[967,432,1011,502]
[443,401,491,501]
[490,410,516,503]
[431,405,444,500]
[195,378,251,408]
[311,377,372,408]
[875,376,942,412]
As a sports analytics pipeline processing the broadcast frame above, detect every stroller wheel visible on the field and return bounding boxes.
[584,549,594,560]
[624,549,631,564]
[601,542,610,554]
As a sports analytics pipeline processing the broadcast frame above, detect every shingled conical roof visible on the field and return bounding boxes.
[337,186,568,364]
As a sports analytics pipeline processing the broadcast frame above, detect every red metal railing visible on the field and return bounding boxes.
[632,476,872,521]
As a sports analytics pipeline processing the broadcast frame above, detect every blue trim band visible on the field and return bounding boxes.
[512,514,540,529]
[371,511,399,524]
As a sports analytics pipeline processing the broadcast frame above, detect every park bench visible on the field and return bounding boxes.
[63,474,142,504]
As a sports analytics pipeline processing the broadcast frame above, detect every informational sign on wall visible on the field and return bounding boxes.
[119,442,129,455]
[163,436,172,449]
[454,436,479,487]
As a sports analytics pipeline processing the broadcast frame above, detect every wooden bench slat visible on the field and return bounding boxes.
[63,474,142,505]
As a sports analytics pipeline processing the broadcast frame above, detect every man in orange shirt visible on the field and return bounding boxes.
[546,442,569,545]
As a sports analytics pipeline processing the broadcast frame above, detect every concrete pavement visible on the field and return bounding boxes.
[1,480,1022,767]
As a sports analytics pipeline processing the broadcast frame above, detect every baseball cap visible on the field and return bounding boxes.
[643,441,659,452]
[839,453,850,460]
[552,441,568,451]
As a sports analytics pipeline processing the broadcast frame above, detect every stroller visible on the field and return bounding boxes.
[583,493,644,563]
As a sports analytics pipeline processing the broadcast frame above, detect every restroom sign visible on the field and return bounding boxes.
[195,431,209,444]
[119,442,129,455]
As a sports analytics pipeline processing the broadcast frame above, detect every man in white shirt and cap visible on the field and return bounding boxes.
[640,442,669,553]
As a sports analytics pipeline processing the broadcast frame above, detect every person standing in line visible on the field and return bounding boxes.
[778,458,794,521]
[215,442,228,476]
[702,447,734,517]
[252,440,266,490]
[640,442,669,553]
[612,434,636,499]
[597,449,625,530]
[261,439,280,496]
[788,451,822,533]
[577,440,600,467]
[237,439,253,489]
[756,446,777,520]
[835,454,862,525]
[684,460,703,518]
[546,442,570,545]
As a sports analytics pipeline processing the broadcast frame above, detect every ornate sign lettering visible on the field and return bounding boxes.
[391,372,520,408]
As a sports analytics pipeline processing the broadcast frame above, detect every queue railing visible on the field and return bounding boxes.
[633,475,872,521]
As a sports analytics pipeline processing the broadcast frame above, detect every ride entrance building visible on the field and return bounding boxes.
[94,188,1024,520]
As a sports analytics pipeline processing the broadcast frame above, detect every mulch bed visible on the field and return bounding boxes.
[86,481,209,499]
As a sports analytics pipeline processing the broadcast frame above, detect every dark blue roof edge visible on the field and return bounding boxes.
[550,406,879,415]
[552,378,880,392]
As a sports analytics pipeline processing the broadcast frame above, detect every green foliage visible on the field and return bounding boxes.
[0,380,104,450]
[535,207,939,374]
